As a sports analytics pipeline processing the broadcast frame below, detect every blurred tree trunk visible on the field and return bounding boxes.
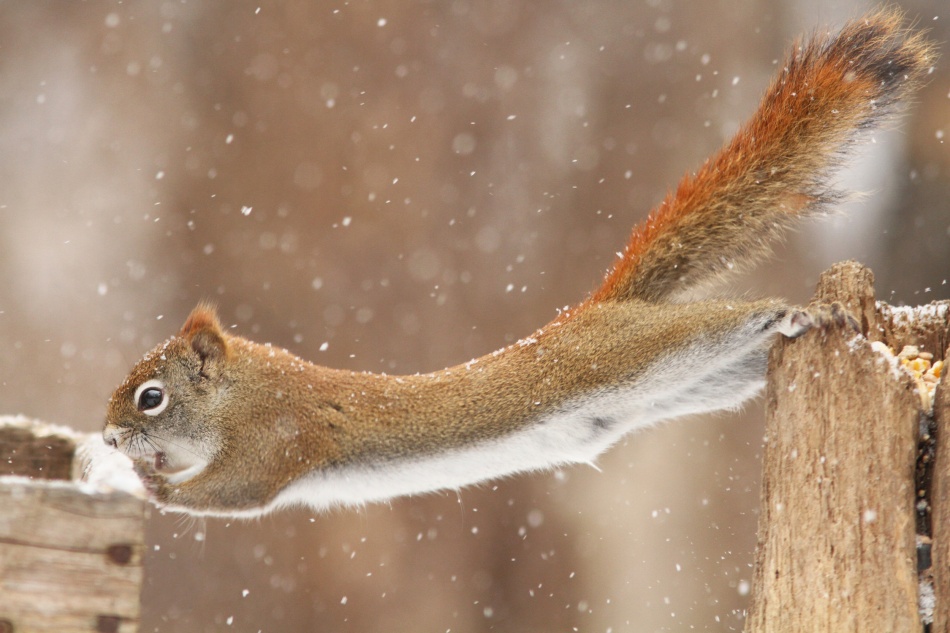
[746,262,950,631]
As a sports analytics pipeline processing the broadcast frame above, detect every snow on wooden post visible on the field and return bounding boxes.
[0,417,147,633]
[746,261,949,631]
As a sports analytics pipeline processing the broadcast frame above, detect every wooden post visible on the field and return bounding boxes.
[746,262,949,631]
[0,417,147,633]
[934,358,950,632]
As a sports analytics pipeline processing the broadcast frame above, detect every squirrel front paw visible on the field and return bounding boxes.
[133,458,175,504]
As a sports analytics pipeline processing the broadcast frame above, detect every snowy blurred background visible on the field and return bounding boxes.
[1,1,947,631]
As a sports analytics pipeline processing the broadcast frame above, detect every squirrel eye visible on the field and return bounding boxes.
[134,379,168,416]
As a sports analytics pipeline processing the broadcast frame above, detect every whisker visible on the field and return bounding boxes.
[142,431,205,459]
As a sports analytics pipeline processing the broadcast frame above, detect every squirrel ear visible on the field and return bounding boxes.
[180,303,228,365]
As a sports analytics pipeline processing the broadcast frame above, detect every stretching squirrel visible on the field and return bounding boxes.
[104,10,933,517]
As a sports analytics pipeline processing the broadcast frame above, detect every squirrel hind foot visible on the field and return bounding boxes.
[777,310,814,339]
[780,303,862,339]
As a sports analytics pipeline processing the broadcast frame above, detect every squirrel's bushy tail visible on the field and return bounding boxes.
[592,9,934,304]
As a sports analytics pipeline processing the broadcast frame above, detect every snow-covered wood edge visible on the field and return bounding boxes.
[0,414,145,496]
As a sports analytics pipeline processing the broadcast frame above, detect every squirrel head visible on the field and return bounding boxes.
[103,303,229,479]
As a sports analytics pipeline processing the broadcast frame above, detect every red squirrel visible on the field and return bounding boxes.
[104,10,933,517]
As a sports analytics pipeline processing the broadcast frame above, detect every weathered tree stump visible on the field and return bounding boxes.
[0,417,147,633]
[747,261,950,632]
